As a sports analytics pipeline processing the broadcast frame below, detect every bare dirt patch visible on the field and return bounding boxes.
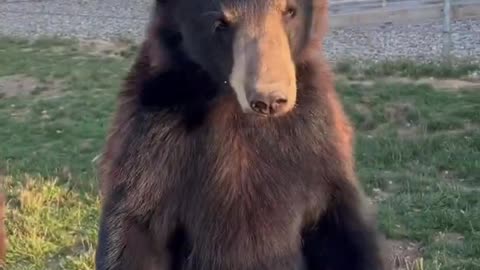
[396,120,477,140]
[8,107,30,122]
[396,126,423,140]
[440,169,480,192]
[434,232,465,246]
[0,75,64,100]
[33,79,65,100]
[384,102,418,126]
[359,102,421,138]
[0,75,39,98]
[416,78,480,91]
[77,39,134,58]
[388,240,423,270]
[342,76,480,92]
[354,104,376,130]
[371,188,392,203]
[434,123,479,137]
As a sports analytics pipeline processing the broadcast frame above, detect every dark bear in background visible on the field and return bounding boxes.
[96,0,387,269]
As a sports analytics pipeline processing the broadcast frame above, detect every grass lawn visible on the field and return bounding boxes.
[0,37,479,270]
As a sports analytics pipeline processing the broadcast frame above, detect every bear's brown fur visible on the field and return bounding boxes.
[95,0,386,269]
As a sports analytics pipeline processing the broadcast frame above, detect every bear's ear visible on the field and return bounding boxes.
[150,0,175,27]
[298,0,329,62]
[312,0,329,36]
[144,0,181,71]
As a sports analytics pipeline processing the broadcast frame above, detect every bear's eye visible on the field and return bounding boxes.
[214,17,230,32]
[284,6,297,19]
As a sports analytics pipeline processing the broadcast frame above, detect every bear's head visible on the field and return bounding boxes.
[148,0,328,117]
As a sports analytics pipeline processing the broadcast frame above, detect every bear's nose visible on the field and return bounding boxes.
[249,91,289,116]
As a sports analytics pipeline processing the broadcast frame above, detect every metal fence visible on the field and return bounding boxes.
[328,0,480,57]
[330,0,479,26]
[330,0,478,14]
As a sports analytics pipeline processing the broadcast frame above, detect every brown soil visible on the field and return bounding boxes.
[0,75,39,98]
[0,75,64,99]
[384,102,417,126]
[434,232,465,246]
[387,240,423,270]
[77,39,134,58]
[343,76,480,92]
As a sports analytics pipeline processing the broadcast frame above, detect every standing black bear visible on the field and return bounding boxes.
[95,0,387,269]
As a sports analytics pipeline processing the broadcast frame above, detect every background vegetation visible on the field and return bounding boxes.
[1,38,479,270]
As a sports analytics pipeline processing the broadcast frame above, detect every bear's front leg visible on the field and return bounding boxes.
[95,194,173,270]
[301,185,386,270]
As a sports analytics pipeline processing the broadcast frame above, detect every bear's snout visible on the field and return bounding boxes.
[228,10,297,117]
[248,90,289,116]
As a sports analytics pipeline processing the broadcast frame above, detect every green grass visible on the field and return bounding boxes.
[1,37,479,269]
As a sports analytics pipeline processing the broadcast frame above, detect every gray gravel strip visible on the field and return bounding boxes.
[0,10,149,41]
[0,0,152,19]
[325,19,480,62]
[0,0,479,62]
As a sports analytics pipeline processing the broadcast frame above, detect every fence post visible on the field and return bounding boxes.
[442,0,452,60]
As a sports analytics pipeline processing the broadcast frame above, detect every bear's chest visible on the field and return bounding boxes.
[181,178,307,269]
[177,134,325,264]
